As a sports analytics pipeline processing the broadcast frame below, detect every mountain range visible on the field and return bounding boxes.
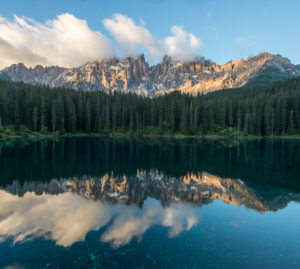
[0,52,300,95]
[3,171,300,213]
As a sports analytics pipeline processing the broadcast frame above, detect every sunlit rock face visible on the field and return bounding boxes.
[3,171,300,213]
[1,52,299,95]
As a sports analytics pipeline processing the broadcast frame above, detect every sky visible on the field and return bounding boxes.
[0,0,299,68]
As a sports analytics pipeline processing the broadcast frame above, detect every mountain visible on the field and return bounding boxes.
[1,52,300,95]
[3,171,300,213]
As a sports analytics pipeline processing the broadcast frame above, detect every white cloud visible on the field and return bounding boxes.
[0,191,199,248]
[101,199,198,247]
[0,13,202,69]
[164,25,202,61]
[0,191,114,247]
[0,13,114,68]
[103,13,202,61]
[103,13,161,58]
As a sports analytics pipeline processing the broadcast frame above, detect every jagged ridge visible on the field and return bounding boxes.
[1,52,299,95]
[4,171,300,212]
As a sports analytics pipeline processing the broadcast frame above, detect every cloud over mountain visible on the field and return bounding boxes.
[0,13,202,68]
[103,13,201,61]
[0,14,114,68]
[164,25,201,61]
[103,13,161,58]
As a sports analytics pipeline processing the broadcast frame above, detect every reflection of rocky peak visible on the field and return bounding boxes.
[1,52,299,95]
[4,171,300,212]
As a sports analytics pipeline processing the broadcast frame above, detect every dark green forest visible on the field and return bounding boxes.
[1,138,300,192]
[0,77,300,137]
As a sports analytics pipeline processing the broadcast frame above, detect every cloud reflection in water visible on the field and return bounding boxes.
[0,190,198,248]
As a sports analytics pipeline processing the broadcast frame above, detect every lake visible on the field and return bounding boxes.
[0,138,300,269]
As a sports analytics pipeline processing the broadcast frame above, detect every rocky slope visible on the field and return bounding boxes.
[1,52,299,95]
[3,171,300,212]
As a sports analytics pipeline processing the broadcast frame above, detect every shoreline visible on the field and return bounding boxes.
[1,131,300,141]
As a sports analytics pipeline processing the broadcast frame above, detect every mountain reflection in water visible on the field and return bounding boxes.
[1,169,300,248]
[0,138,300,269]
[3,170,300,212]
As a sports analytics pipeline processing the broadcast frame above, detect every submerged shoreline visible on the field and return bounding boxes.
[1,130,300,141]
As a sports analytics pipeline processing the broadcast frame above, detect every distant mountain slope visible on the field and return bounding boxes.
[243,67,296,87]
[0,52,299,95]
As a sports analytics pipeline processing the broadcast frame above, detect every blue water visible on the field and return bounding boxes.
[0,138,299,268]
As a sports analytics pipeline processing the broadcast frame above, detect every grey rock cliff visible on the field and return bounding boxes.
[1,52,299,95]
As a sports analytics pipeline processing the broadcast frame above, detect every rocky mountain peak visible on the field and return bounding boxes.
[0,52,299,95]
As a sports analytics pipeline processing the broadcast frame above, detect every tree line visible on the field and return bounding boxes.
[1,138,300,190]
[0,77,300,136]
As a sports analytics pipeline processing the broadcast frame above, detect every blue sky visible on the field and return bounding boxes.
[0,0,299,68]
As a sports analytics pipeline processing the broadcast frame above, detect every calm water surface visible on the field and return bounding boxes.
[0,138,299,269]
